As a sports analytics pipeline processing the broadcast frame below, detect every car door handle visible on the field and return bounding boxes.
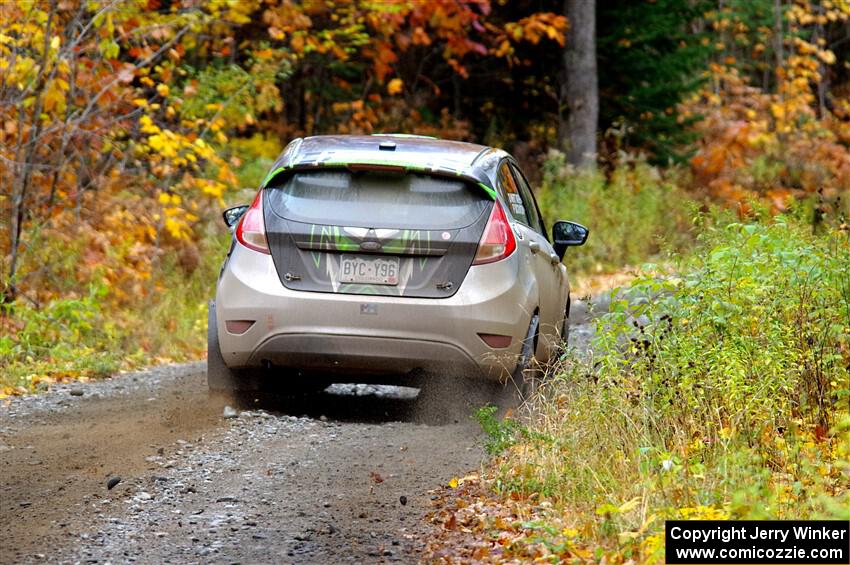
[528,241,540,254]
[549,253,560,265]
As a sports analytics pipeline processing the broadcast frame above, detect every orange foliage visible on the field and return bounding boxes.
[686,1,850,215]
[0,1,246,306]
[0,0,567,306]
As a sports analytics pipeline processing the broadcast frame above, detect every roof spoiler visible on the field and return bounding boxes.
[261,162,497,200]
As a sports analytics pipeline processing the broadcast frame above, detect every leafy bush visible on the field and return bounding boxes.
[0,286,120,392]
[227,133,283,189]
[0,230,228,396]
[538,152,697,275]
[475,405,524,456]
[489,218,850,561]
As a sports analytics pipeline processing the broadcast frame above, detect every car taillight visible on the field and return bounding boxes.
[472,201,516,265]
[235,190,270,254]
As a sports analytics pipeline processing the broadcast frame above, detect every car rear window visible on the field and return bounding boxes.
[266,170,490,230]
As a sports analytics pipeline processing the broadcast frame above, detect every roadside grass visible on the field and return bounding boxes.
[0,230,228,396]
[473,216,850,563]
[538,152,697,277]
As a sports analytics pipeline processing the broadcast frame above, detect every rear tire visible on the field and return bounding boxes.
[561,297,571,348]
[512,313,541,401]
[207,301,243,392]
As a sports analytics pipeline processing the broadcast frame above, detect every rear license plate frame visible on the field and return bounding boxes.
[339,255,400,286]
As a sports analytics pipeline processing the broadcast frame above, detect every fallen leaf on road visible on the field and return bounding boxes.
[423,473,607,564]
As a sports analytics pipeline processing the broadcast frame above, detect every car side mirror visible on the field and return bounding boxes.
[222,205,249,229]
[552,220,589,259]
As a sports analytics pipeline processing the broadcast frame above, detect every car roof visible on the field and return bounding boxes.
[264,134,507,189]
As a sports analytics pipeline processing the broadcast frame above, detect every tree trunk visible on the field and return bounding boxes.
[6,4,55,300]
[560,0,598,168]
[773,0,784,72]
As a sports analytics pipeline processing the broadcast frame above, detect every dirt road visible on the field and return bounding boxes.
[0,300,594,564]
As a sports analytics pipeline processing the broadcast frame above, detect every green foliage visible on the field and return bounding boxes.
[598,0,711,163]
[474,405,523,456]
[178,61,290,128]
[492,216,850,556]
[0,286,121,390]
[538,152,696,275]
[227,133,283,189]
[598,218,850,433]
[0,230,228,394]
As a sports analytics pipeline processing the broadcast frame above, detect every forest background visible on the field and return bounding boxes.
[1,2,849,561]
[3,0,848,390]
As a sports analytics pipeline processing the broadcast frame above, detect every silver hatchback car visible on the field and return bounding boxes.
[208,135,587,398]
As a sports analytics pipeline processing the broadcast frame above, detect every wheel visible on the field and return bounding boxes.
[561,297,571,348]
[207,301,243,392]
[511,312,540,401]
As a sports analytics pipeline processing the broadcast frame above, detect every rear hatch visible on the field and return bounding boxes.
[263,169,492,298]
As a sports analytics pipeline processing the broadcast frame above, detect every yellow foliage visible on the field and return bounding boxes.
[687,6,850,211]
[386,78,404,95]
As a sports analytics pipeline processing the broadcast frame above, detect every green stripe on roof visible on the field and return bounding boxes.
[477,182,497,199]
[261,166,288,187]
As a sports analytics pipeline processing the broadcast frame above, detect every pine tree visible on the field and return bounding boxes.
[597,0,711,163]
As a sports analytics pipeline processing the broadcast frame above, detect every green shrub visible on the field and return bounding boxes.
[598,218,850,437]
[0,229,229,394]
[227,132,282,189]
[475,405,524,456]
[0,285,121,390]
[491,217,850,559]
[537,152,697,275]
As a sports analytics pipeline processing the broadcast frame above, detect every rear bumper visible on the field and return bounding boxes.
[249,334,481,376]
[215,244,536,380]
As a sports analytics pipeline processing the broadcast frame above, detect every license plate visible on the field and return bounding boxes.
[339,255,399,285]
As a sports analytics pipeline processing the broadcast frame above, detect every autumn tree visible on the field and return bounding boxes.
[1,0,568,306]
[687,0,850,212]
[0,2,241,304]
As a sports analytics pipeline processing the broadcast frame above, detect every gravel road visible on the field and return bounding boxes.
[0,299,595,564]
